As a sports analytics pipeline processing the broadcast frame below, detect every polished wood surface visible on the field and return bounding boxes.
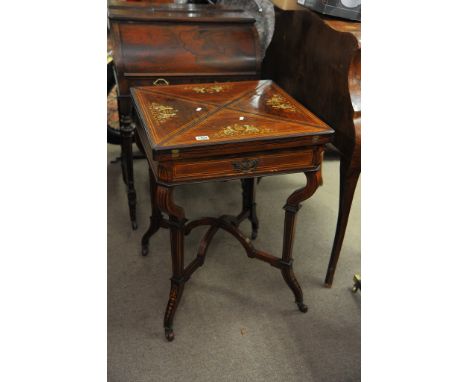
[262,8,361,287]
[132,80,331,151]
[109,2,260,100]
[132,80,332,185]
[132,80,332,341]
[108,1,262,229]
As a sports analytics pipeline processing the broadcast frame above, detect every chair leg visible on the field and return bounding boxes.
[324,159,360,287]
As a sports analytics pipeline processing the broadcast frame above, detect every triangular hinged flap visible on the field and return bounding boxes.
[133,88,218,144]
[136,80,266,106]
[228,82,325,126]
[163,108,328,147]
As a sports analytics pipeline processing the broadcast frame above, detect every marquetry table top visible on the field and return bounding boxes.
[131,80,333,161]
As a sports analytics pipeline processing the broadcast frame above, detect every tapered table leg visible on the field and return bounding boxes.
[155,185,186,342]
[120,115,137,230]
[141,168,162,256]
[240,178,259,239]
[280,171,319,312]
[324,159,360,287]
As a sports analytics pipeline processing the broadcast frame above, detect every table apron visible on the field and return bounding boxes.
[154,147,323,184]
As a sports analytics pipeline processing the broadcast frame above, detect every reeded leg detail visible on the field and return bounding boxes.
[281,171,319,312]
[157,185,186,342]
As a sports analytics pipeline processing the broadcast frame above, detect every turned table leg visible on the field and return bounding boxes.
[141,168,163,256]
[324,159,360,287]
[240,178,259,239]
[155,185,186,342]
[120,114,137,230]
[280,171,320,312]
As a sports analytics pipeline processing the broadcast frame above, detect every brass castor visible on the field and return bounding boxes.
[297,302,308,313]
[165,328,175,342]
[141,245,149,257]
[132,221,138,230]
[352,274,361,293]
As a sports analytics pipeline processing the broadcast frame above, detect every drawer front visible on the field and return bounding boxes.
[157,147,323,184]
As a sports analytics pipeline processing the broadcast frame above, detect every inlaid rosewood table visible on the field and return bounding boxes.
[131,80,333,341]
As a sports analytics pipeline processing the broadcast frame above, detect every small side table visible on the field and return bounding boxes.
[131,80,334,341]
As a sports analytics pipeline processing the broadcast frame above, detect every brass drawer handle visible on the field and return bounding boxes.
[153,78,169,86]
[232,159,259,173]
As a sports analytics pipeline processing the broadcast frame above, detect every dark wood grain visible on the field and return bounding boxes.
[109,3,261,97]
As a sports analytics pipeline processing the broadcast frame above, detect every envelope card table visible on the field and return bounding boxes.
[131,80,334,341]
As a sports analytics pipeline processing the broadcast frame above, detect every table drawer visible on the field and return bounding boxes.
[157,147,322,184]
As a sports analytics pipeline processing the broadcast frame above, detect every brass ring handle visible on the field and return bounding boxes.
[232,159,259,173]
[153,78,169,86]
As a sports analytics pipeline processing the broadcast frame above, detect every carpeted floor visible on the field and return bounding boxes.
[107,143,360,382]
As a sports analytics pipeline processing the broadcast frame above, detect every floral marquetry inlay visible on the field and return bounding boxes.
[266,94,296,112]
[213,124,272,138]
[187,85,230,94]
[148,102,178,123]
[132,80,334,151]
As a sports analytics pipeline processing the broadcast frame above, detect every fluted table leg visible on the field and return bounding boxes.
[155,185,186,342]
[280,171,319,312]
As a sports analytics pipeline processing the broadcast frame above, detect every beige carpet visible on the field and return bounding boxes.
[107,143,360,382]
